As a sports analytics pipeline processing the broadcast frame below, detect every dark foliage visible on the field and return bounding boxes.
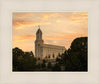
[13,37,88,71]
[13,47,37,71]
[52,63,61,71]
[57,37,88,71]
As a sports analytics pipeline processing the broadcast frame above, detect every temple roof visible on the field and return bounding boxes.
[41,44,66,50]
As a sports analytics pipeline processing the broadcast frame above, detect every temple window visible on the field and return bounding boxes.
[53,54,55,58]
[48,55,50,58]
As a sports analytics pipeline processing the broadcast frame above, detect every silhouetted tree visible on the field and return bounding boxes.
[59,37,88,71]
[13,47,24,71]
[13,47,36,71]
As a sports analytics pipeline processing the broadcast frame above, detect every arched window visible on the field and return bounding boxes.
[48,55,50,58]
[53,53,55,58]
[45,56,47,58]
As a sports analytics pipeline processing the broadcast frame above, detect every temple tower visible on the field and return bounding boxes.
[35,26,44,59]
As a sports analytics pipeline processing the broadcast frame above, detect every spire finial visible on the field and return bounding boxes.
[38,25,40,29]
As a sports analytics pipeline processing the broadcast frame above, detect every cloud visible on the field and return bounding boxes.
[13,35,35,42]
[13,31,87,43]
[13,13,34,19]
[56,20,61,23]
[13,20,51,29]
[41,13,58,20]
[70,12,88,23]
[43,32,87,41]
[12,12,88,53]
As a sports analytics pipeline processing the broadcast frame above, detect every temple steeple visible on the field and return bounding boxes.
[35,26,44,59]
[36,25,43,40]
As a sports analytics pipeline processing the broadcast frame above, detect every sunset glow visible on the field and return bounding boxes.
[13,12,88,53]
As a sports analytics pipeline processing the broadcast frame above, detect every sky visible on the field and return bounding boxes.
[12,12,88,54]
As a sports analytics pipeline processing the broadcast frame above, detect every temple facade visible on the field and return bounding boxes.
[35,28,66,60]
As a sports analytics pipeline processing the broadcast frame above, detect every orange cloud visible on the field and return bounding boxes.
[41,13,58,20]
[72,12,88,15]
[13,32,87,43]
[70,12,88,23]
[56,20,61,23]
[13,32,88,52]
[13,35,35,42]
[12,12,88,52]
[13,13,34,19]
[43,32,87,41]
[13,20,51,29]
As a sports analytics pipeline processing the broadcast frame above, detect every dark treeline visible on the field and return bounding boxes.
[13,48,37,71]
[13,37,87,71]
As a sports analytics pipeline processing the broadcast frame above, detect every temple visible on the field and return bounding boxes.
[35,27,66,60]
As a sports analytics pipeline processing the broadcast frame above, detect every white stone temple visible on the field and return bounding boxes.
[35,27,66,60]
